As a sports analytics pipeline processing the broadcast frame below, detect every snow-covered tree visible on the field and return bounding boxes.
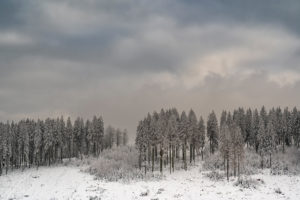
[4,122,12,174]
[207,111,219,154]
[251,109,260,152]
[245,108,252,147]
[166,114,177,173]
[33,120,43,167]
[73,117,82,158]
[122,129,129,146]
[197,117,206,160]
[179,111,189,170]
[188,109,198,163]
[265,118,276,168]
[58,116,65,161]
[44,118,53,166]
[260,106,268,128]
[257,116,266,169]
[219,124,231,181]
[158,109,167,173]
[275,107,285,152]
[66,117,73,159]
[0,123,5,175]
[231,124,244,177]
[86,119,93,155]
[93,116,104,155]
[293,111,300,148]
[282,107,292,152]
[116,128,122,147]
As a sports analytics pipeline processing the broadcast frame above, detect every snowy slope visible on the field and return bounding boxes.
[1,164,300,200]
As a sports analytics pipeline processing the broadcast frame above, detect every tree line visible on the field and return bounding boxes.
[103,125,129,149]
[135,106,300,177]
[0,116,127,175]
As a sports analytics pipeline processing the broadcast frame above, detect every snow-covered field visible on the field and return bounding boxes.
[1,164,300,200]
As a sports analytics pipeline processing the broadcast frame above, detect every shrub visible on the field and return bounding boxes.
[242,149,262,175]
[271,147,300,175]
[274,187,283,194]
[204,170,224,181]
[87,146,162,182]
[202,152,223,171]
[234,176,263,189]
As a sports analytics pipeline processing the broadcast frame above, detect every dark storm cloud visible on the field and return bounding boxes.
[1,0,300,141]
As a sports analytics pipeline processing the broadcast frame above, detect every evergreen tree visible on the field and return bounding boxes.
[122,129,129,146]
[197,117,205,160]
[158,109,167,173]
[283,107,292,151]
[245,108,252,146]
[33,120,43,167]
[219,124,231,181]
[275,107,284,152]
[0,123,5,175]
[207,111,219,154]
[116,128,122,147]
[73,117,82,158]
[179,111,188,170]
[220,111,227,127]
[66,117,73,159]
[166,114,177,173]
[188,109,198,163]
[86,119,93,155]
[260,106,268,128]
[58,116,65,161]
[293,112,300,148]
[44,118,53,166]
[257,116,266,169]
[265,118,276,168]
[252,109,260,152]
[231,124,244,177]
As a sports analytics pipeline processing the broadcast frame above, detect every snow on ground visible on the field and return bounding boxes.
[1,163,300,200]
[0,166,102,200]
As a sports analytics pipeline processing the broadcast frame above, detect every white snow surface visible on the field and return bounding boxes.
[1,163,300,200]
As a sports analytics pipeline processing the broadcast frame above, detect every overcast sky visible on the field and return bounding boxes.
[1,0,300,140]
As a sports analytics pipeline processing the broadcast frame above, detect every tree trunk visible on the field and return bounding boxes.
[190,144,192,164]
[193,145,196,164]
[48,153,50,166]
[182,143,184,161]
[269,153,272,168]
[0,157,2,176]
[148,144,151,165]
[226,156,229,181]
[155,146,158,161]
[138,151,142,170]
[166,147,169,166]
[184,140,187,170]
[6,155,9,174]
[238,155,240,179]
[152,147,155,172]
[169,144,172,174]
[209,139,212,155]
[60,148,63,163]
[160,146,163,174]
[282,136,285,153]
[172,145,175,172]
[233,151,236,177]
